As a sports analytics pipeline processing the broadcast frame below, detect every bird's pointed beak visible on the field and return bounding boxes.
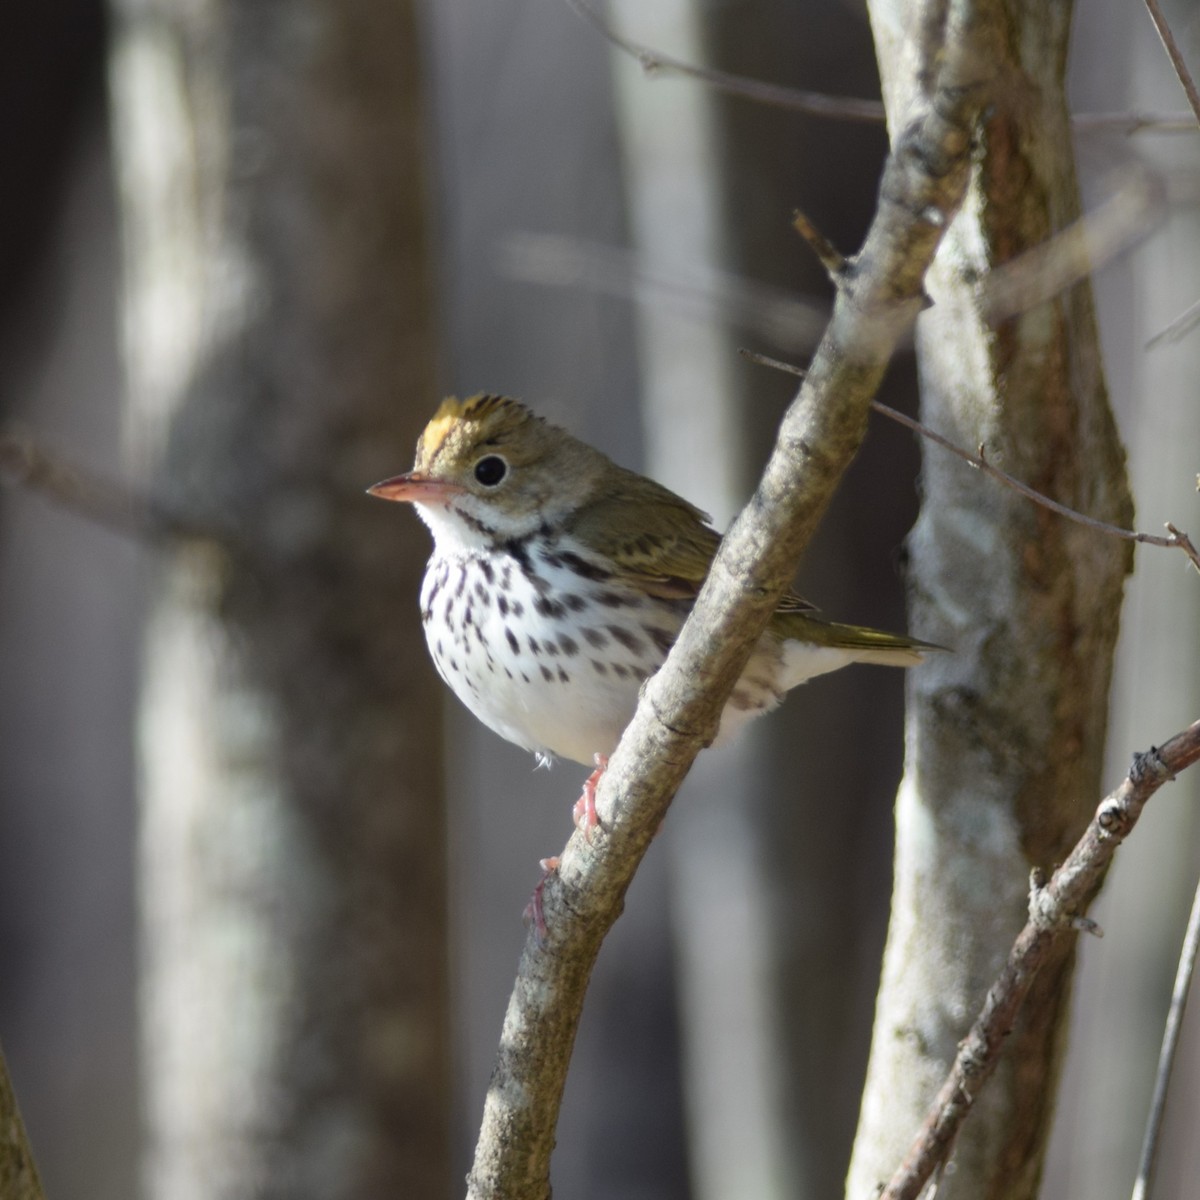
[366,472,464,504]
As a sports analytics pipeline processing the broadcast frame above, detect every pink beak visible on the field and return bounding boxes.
[366,472,464,504]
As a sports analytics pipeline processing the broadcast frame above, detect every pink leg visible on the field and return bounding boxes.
[522,856,561,946]
[572,753,609,841]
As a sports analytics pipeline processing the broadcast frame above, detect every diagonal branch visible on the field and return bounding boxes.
[567,0,1199,133]
[1142,0,1200,128]
[0,427,226,547]
[743,350,1200,576]
[880,719,1200,1200]
[465,5,999,1197]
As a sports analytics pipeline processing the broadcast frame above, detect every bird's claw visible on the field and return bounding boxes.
[523,856,561,946]
[572,753,609,842]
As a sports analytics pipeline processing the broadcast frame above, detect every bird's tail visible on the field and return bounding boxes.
[775,612,944,668]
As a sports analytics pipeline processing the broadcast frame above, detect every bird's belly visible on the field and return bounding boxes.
[421,554,678,765]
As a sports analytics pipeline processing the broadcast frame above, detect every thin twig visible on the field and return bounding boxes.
[0,426,224,546]
[496,231,827,352]
[1131,875,1200,1200]
[1143,0,1200,128]
[567,0,1199,133]
[741,350,1200,576]
[567,0,886,123]
[1073,110,1200,134]
[880,723,1200,1200]
[792,209,847,280]
[1147,294,1200,348]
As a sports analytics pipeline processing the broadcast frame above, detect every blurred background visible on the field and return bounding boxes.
[0,1,1197,1198]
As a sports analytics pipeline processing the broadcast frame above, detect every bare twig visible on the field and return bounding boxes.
[1132,874,1200,1200]
[880,722,1200,1200]
[792,209,847,280]
[567,0,1199,133]
[1143,0,1200,128]
[1147,294,1200,348]
[566,0,886,122]
[496,231,827,352]
[0,426,223,546]
[1073,110,1200,134]
[742,350,1200,576]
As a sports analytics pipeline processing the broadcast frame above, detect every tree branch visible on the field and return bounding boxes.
[1142,0,1200,128]
[744,350,1200,577]
[567,0,1200,133]
[0,427,224,546]
[880,719,1200,1200]
[466,5,998,1196]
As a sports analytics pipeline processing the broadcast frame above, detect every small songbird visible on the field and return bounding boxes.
[368,394,936,772]
[369,393,931,768]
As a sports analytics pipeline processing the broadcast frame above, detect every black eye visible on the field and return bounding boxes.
[474,455,507,487]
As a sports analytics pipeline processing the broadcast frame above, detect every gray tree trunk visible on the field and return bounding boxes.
[107,3,451,1196]
[849,3,1135,1197]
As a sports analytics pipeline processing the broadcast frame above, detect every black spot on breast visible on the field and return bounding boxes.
[564,594,587,612]
[606,625,643,654]
[479,559,495,585]
[543,640,559,657]
[630,666,649,683]
[454,571,466,600]
[643,625,675,657]
[596,590,637,609]
[582,627,608,649]
[528,636,541,655]
[591,659,608,675]
[559,635,579,657]
[511,601,524,618]
[556,666,569,683]
[505,628,520,654]
[612,664,629,679]
[534,595,566,620]
[560,551,612,582]
[497,594,509,617]
[540,664,555,683]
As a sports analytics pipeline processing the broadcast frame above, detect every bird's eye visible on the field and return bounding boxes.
[473,455,508,487]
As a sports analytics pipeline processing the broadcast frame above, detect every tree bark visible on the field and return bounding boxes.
[107,2,451,1196]
[849,3,1135,1197]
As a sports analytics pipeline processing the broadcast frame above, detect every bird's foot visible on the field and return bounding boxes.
[523,856,561,947]
[572,753,609,841]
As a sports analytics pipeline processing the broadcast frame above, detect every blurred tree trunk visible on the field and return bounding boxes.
[607,5,772,1197]
[699,6,916,1199]
[107,3,450,1198]
[849,3,1135,1197]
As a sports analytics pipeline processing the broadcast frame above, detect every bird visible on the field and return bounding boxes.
[368,394,937,784]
